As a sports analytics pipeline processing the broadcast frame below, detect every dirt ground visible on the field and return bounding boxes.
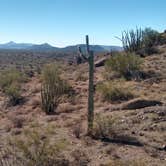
[0,47,166,166]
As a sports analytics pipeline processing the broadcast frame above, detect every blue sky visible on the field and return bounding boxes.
[0,0,165,47]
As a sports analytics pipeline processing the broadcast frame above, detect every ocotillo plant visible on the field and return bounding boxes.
[78,35,94,135]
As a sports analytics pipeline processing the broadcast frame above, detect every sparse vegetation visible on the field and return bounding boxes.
[120,27,143,53]
[0,69,26,105]
[93,114,117,139]
[0,29,166,166]
[97,80,134,102]
[105,53,142,80]
[120,27,162,56]
[41,63,70,114]
[3,128,69,166]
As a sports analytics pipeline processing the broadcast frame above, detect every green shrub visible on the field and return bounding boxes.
[97,80,134,102]
[0,69,24,90]
[5,83,21,106]
[41,63,70,114]
[105,53,142,80]
[120,27,160,55]
[0,69,25,105]
[142,28,160,48]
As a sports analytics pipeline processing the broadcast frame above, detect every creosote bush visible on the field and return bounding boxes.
[0,69,26,106]
[105,53,142,80]
[41,63,70,115]
[97,80,134,102]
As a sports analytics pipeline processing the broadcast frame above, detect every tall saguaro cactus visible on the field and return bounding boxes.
[78,35,94,135]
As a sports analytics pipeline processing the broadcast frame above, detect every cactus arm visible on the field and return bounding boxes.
[77,46,88,61]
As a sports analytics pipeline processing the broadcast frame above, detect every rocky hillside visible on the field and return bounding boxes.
[0,45,165,166]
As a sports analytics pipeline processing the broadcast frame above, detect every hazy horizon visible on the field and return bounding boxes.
[0,0,165,47]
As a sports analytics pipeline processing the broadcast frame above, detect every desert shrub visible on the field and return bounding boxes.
[105,53,142,80]
[5,129,69,166]
[120,27,143,53]
[0,69,25,105]
[142,28,160,48]
[140,28,160,55]
[41,63,70,114]
[92,114,117,139]
[120,27,160,56]
[97,80,134,102]
[0,69,25,90]
[158,32,166,45]
[5,84,21,106]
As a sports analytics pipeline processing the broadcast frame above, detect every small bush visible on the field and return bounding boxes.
[105,53,142,80]
[120,27,161,56]
[0,69,25,106]
[5,83,21,106]
[97,80,134,102]
[0,69,24,90]
[6,128,69,166]
[142,28,160,48]
[92,114,117,139]
[41,63,70,114]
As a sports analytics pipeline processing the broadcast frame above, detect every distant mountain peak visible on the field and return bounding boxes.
[0,41,122,52]
[6,41,16,45]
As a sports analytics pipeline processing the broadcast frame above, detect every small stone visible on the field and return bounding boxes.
[143,128,148,131]
[158,112,165,116]
[131,131,136,135]
[162,145,166,151]
[139,132,144,136]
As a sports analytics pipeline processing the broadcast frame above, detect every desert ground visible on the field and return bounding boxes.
[0,45,166,166]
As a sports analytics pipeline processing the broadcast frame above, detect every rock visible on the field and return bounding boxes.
[131,131,136,135]
[120,99,163,110]
[162,145,166,151]
[139,133,144,136]
[158,111,166,116]
[95,57,107,67]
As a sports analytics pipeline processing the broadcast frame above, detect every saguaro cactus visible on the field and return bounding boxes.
[78,35,94,135]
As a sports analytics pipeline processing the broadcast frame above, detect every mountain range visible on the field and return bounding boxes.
[0,41,122,52]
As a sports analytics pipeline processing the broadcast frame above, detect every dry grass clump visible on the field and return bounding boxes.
[3,128,69,166]
[92,114,117,139]
[74,70,88,82]
[96,80,134,102]
[71,149,90,165]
